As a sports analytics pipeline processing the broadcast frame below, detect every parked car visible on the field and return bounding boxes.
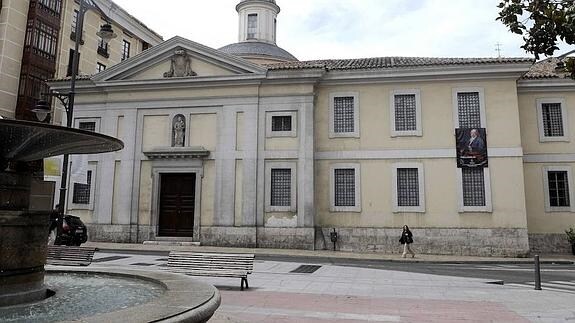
[48,214,88,246]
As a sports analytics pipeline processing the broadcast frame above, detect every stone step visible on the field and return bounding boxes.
[143,240,200,246]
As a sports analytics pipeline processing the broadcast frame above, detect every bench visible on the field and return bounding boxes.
[46,245,96,266]
[167,251,255,290]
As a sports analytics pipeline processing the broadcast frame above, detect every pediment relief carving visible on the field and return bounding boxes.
[164,49,197,78]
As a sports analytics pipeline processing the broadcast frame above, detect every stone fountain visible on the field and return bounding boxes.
[0,119,220,322]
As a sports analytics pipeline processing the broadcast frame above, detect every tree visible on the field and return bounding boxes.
[497,0,575,60]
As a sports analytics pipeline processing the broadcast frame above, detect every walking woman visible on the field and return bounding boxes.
[399,225,415,258]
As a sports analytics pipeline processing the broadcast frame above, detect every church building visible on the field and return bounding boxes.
[48,0,575,256]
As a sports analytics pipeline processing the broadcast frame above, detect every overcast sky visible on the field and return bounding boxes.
[111,0,571,61]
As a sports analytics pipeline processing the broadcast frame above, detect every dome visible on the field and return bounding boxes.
[219,41,298,63]
[239,0,276,4]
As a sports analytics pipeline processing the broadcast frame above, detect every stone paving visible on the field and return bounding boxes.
[86,248,575,322]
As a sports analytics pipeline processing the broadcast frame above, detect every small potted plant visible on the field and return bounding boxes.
[566,227,575,255]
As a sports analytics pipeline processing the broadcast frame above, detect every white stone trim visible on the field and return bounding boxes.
[524,153,575,163]
[392,162,425,213]
[265,161,297,212]
[265,111,298,138]
[542,165,575,213]
[456,167,492,213]
[536,98,570,142]
[315,147,523,160]
[329,163,361,212]
[74,117,101,132]
[329,92,360,138]
[390,89,422,137]
[68,164,97,210]
[452,87,487,129]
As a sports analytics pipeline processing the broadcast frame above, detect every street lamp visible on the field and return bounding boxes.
[32,0,116,232]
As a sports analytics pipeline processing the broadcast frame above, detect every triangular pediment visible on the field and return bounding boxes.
[92,36,267,82]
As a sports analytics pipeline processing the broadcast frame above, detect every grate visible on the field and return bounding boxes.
[92,255,130,263]
[290,265,322,274]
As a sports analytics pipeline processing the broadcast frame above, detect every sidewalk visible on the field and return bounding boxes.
[84,241,575,264]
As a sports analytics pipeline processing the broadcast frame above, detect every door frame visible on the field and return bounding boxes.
[151,161,203,241]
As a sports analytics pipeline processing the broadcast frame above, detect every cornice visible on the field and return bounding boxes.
[144,147,210,160]
[517,79,575,93]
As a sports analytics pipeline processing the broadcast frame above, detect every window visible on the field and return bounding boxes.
[543,166,574,212]
[247,14,257,39]
[390,89,422,136]
[72,170,92,204]
[537,98,569,142]
[330,163,361,212]
[97,36,109,58]
[457,167,492,212]
[453,88,486,129]
[96,62,106,73]
[265,162,296,212]
[78,121,96,132]
[266,111,297,137]
[66,49,80,77]
[329,92,359,138]
[38,0,62,16]
[71,9,78,32]
[392,163,425,212]
[122,40,131,60]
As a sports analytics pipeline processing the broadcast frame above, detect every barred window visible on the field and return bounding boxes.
[333,96,355,133]
[394,94,417,131]
[457,92,481,128]
[548,171,570,207]
[334,168,356,207]
[541,103,564,137]
[270,169,291,207]
[462,168,485,206]
[271,115,292,132]
[397,168,419,207]
[72,170,92,204]
[78,121,96,132]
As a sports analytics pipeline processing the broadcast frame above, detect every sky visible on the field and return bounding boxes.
[110,0,572,61]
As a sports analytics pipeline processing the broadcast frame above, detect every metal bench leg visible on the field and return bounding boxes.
[240,277,248,291]
[241,278,245,291]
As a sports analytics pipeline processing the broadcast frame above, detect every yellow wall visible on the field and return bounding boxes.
[142,115,169,150]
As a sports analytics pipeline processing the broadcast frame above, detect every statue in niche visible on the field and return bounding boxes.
[164,49,197,78]
[172,115,186,147]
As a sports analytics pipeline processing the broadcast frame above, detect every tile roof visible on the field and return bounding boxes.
[264,57,534,71]
[521,57,573,79]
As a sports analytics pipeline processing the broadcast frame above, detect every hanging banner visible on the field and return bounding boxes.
[70,154,89,184]
[44,156,62,179]
[456,128,488,168]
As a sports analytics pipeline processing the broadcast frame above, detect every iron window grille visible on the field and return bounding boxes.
[72,170,92,204]
[394,94,417,131]
[270,168,291,207]
[334,168,356,207]
[548,171,570,207]
[333,96,355,133]
[457,92,481,128]
[271,115,292,132]
[541,103,564,137]
[397,168,419,207]
[462,168,485,206]
[78,121,96,132]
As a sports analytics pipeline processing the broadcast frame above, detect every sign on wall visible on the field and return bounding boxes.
[456,128,488,168]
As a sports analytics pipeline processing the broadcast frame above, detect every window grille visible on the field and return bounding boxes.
[541,103,564,137]
[78,121,96,132]
[71,9,78,32]
[397,168,419,207]
[457,92,481,128]
[334,168,355,207]
[462,168,485,206]
[394,94,417,131]
[72,170,92,204]
[548,171,570,207]
[271,115,292,132]
[247,14,257,39]
[333,96,355,133]
[271,169,291,207]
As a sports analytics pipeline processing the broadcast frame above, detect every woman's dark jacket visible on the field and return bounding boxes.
[399,230,413,244]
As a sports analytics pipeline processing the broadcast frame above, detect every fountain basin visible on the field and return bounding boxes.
[0,267,221,323]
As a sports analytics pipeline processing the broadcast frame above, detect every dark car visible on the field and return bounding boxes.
[48,214,88,246]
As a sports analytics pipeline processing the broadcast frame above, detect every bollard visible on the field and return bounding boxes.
[534,254,542,290]
[329,228,338,251]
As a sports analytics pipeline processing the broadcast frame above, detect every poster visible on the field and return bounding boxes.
[456,128,488,168]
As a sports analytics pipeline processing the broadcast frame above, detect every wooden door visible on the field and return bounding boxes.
[158,173,196,237]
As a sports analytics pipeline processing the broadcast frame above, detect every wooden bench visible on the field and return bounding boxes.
[46,245,96,266]
[167,251,255,290]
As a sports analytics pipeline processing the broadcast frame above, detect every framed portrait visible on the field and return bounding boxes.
[456,128,488,168]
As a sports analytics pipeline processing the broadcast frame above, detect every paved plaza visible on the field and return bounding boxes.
[78,243,575,323]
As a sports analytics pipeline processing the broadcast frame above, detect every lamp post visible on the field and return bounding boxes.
[32,0,116,236]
